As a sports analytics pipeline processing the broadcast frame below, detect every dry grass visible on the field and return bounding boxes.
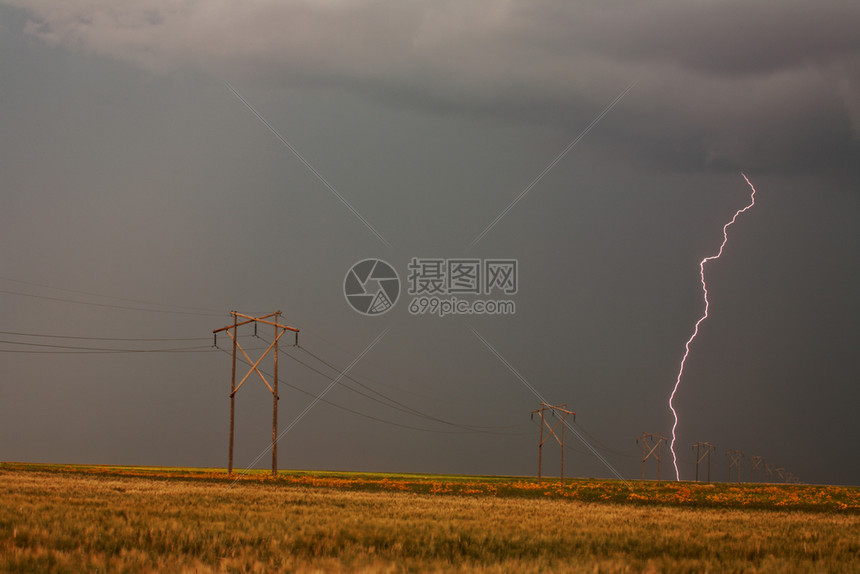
[1,464,858,573]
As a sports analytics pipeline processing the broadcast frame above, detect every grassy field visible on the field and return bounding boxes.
[1,463,858,573]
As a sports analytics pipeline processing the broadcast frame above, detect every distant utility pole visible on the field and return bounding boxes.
[726,449,744,483]
[213,311,299,477]
[765,463,775,483]
[637,433,666,482]
[748,455,763,483]
[692,441,715,483]
[530,403,575,483]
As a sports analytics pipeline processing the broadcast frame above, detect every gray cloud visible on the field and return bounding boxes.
[5,0,857,181]
[2,0,859,250]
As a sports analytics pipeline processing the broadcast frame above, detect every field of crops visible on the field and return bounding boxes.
[2,463,858,573]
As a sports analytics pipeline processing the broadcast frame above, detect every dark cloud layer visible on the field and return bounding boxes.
[4,0,859,180]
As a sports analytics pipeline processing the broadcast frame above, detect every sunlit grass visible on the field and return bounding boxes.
[5,462,857,513]
[1,463,858,573]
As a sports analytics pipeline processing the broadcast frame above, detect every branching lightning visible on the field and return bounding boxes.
[668,173,757,480]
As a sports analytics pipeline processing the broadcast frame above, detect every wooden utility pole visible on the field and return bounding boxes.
[229,313,237,474]
[637,433,666,482]
[765,462,775,482]
[530,403,575,483]
[726,449,744,483]
[692,441,715,483]
[272,317,279,476]
[213,311,299,477]
[748,455,763,483]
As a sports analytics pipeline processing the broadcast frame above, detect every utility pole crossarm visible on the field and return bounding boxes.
[530,403,576,418]
[692,441,715,483]
[726,449,744,483]
[213,311,300,334]
[637,433,666,482]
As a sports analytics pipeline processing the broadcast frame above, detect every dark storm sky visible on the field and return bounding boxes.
[1,1,858,485]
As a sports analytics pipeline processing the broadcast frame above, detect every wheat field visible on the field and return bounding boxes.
[1,464,858,573]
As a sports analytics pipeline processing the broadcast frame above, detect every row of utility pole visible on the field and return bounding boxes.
[525,409,801,484]
[635,434,799,484]
[212,315,801,485]
[722,449,799,484]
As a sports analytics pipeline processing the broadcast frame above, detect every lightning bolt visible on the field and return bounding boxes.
[668,173,757,480]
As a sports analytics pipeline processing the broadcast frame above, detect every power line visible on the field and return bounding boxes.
[0,339,214,354]
[292,328,458,404]
[470,327,630,485]
[215,347,495,435]
[6,322,527,435]
[0,276,224,315]
[571,421,638,459]
[293,345,524,434]
[0,288,222,317]
[0,350,215,355]
[215,343,531,437]
[0,330,208,342]
[244,331,526,434]
[285,348,528,435]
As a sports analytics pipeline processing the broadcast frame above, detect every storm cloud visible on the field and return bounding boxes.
[5,0,859,179]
